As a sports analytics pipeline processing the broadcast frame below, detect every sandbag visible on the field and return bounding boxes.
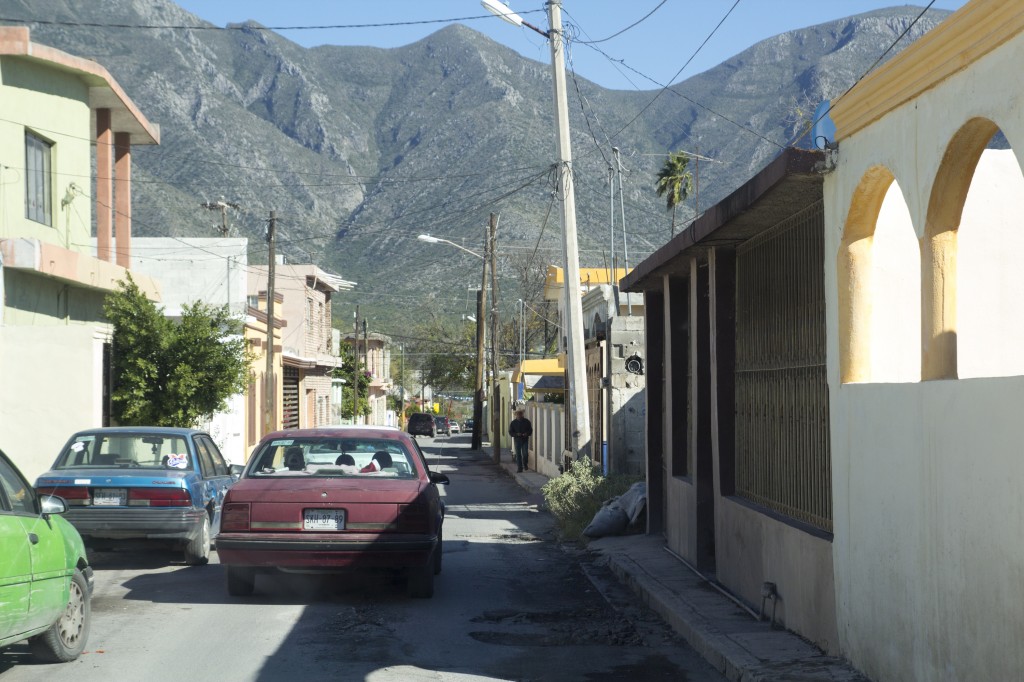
[582,502,629,538]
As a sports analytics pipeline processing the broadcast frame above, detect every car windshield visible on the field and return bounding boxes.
[248,437,418,479]
[53,433,191,470]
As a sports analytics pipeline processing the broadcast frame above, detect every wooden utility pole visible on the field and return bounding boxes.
[263,210,276,436]
[362,318,369,425]
[489,212,500,465]
[353,305,360,425]
[472,222,488,451]
[200,197,240,237]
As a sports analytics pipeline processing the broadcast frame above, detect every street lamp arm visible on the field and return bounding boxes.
[417,234,484,260]
[480,0,549,37]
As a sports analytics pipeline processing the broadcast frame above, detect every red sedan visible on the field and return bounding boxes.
[215,426,449,598]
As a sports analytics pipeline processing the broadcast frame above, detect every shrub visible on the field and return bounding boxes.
[542,459,642,541]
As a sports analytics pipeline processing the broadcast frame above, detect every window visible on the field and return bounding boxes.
[0,454,34,515]
[25,131,52,225]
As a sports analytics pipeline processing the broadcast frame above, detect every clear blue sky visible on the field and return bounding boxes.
[173,1,967,90]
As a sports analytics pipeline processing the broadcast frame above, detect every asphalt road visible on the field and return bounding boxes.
[0,435,725,682]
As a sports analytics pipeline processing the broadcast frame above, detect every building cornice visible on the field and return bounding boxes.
[832,0,1024,139]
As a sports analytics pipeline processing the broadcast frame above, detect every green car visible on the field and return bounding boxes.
[0,448,92,662]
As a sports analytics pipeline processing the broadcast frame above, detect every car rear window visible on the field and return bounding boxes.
[247,437,419,479]
[54,434,191,470]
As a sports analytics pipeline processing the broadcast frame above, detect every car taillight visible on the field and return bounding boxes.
[128,488,191,507]
[36,486,90,506]
[397,503,431,533]
[221,502,251,531]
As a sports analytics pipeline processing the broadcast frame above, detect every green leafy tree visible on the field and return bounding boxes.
[104,275,251,427]
[655,151,694,236]
[333,343,371,420]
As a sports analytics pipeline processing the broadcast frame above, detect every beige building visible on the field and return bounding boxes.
[248,263,353,430]
[625,1,1024,679]
[342,330,394,426]
[0,27,160,479]
[825,0,1024,678]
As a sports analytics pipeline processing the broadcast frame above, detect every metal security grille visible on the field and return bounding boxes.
[734,201,832,532]
[282,367,300,430]
[586,341,604,467]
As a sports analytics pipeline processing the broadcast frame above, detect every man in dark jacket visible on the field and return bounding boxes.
[509,409,533,473]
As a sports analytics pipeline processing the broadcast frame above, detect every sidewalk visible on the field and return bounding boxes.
[497,448,869,682]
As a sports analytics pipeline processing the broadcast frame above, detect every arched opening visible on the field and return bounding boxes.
[838,166,919,383]
[954,124,1024,378]
[921,117,1001,380]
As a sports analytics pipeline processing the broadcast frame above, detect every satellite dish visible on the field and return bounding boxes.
[811,100,838,151]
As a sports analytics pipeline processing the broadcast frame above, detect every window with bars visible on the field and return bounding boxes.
[734,202,832,532]
[25,131,52,225]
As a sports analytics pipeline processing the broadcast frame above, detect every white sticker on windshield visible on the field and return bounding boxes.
[75,479,91,484]
[270,439,294,447]
[71,442,86,452]
[167,453,189,469]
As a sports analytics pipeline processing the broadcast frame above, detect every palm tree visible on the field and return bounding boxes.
[655,151,693,237]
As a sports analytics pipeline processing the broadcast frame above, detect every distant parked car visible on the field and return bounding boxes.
[449,420,461,434]
[407,413,435,437]
[35,427,240,565]
[434,416,451,436]
[0,447,92,662]
[466,419,475,433]
[216,426,450,598]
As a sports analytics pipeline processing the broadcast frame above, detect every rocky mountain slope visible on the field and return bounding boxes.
[1,1,949,328]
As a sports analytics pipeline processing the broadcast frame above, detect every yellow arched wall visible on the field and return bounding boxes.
[837,166,894,383]
[823,12,1024,681]
[921,117,1000,379]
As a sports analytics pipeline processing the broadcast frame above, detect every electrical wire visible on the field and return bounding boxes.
[574,1,668,45]
[0,11,546,33]
[786,0,939,148]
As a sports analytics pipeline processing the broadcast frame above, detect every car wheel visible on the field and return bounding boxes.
[184,514,211,566]
[433,529,443,576]
[226,566,256,596]
[407,561,434,599]
[30,568,91,663]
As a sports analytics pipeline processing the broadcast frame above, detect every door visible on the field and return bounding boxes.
[0,454,32,638]
[0,452,68,636]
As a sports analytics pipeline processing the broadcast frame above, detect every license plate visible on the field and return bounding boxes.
[93,488,127,506]
[303,508,345,530]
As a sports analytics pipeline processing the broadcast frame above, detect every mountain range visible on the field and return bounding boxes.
[2,1,950,331]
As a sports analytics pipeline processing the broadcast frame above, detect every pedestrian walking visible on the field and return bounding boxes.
[509,408,533,473]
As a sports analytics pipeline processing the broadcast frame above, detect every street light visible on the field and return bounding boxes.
[417,234,483,260]
[418,230,490,454]
[481,0,591,460]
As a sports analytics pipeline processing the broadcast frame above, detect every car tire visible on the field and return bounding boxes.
[30,568,90,663]
[433,529,443,576]
[226,566,256,596]
[407,561,434,599]
[184,514,211,566]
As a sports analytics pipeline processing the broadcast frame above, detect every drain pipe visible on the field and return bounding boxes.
[663,547,761,621]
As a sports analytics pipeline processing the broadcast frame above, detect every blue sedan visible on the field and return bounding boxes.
[35,427,240,565]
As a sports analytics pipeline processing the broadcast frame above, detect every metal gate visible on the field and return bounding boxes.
[282,367,300,429]
[734,201,832,532]
[586,341,605,468]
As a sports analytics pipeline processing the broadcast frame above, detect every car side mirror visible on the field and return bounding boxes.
[40,495,67,515]
[229,464,244,479]
[429,472,450,486]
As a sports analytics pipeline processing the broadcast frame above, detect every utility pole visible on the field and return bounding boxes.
[263,210,276,436]
[489,212,501,465]
[471,223,487,448]
[400,344,406,429]
[362,318,369,425]
[548,0,591,460]
[201,197,240,237]
[353,306,359,425]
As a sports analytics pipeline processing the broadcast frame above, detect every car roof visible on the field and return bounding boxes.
[68,426,207,437]
[261,426,409,440]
